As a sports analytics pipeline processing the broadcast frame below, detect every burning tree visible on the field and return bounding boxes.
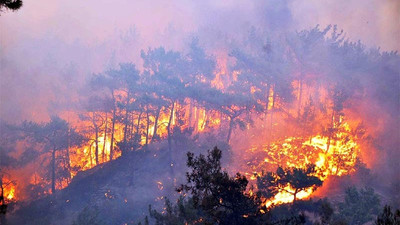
[2,21,399,224]
[23,116,84,194]
[257,165,323,206]
[79,96,109,166]
[141,47,187,152]
[90,69,123,161]
[0,148,17,206]
[107,63,141,155]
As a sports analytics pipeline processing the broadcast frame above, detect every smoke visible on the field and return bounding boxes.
[1,0,398,122]
[290,0,400,51]
[1,0,399,211]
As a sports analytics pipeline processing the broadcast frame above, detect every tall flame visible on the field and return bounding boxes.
[244,122,360,207]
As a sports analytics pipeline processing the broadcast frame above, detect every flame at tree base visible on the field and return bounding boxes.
[6,187,15,201]
[264,184,314,208]
[244,122,361,207]
[1,177,16,202]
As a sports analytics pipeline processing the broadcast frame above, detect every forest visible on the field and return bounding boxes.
[1,1,400,225]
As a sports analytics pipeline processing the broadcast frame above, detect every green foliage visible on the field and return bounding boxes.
[314,198,334,224]
[375,205,400,225]
[151,147,309,225]
[149,197,201,225]
[178,147,263,225]
[336,186,381,225]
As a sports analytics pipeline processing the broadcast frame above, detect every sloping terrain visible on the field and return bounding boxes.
[8,141,200,225]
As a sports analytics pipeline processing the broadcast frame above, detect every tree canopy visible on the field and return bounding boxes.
[0,0,22,12]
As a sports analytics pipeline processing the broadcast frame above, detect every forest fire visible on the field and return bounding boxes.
[243,120,360,207]
[265,184,314,207]
[0,58,375,204]
[248,122,359,177]
[5,188,14,201]
[4,183,15,202]
[1,1,399,224]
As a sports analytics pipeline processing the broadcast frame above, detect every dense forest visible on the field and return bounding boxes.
[1,0,400,223]
[1,24,399,224]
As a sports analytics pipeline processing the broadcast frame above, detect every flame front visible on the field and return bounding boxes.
[2,43,379,208]
[243,121,360,207]
[6,187,15,201]
[1,177,16,202]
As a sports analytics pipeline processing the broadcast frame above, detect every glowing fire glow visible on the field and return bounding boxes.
[265,184,314,207]
[6,187,15,200]
[1,178,16,202]
[244,122,360,207]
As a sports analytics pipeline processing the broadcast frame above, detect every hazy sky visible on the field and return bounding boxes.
[1,0,398,50]
[1,0,399,121]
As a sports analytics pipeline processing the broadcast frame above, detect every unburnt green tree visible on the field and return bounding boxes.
[375,205,400,225]
[178,147,263,225]
[337,186,381,225]
[151,147,309,225]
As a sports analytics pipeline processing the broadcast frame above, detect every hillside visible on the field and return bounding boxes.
[7,141,201,225]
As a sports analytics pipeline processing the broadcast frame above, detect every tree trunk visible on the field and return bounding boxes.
[200,109,207,130]
[326,111,335,153]
[122,92,131,155]
[109,102,116,161]
[89,143,93,168]
[102,112,108,163]
[293,189,298,205]
[152,107,161,142]
[51,148,56,194]
[93,112,99,165]
[127,113,133,141]
[167,102,176,180]
[130,112,136,141]
[167,101,175,152]
[0,177,4,204]
[66,128,71,183]
[0,177,5,224]
[136,111,143,136]
[145,111,150,146]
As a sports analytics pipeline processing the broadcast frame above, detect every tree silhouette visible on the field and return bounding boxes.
[375,205,400,225]
[337,186,381,225]
[257,164,322,204]
[153,147,266,225]
[107,63,140,155]
[151,147,311,225]
[23,117,84,194]
[0,0,22,12]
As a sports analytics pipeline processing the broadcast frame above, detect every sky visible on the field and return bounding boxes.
[0,0,399,122]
